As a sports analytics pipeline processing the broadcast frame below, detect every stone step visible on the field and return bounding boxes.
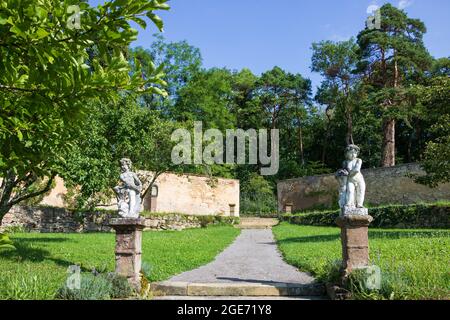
[153,296,326,300]
[151,281,326,297]
[236,218,279,229]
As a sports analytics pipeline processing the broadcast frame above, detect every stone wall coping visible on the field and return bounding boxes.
[109,218,146,226]
[277,163,422,185]
[138,170,240,183]
[336,215,374,227]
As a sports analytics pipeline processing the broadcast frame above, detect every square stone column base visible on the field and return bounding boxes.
[109,218,146,292]
[335,214,373,276]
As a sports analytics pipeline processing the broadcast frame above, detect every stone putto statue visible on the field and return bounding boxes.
[335,145,367,215]
[114,158,142,218]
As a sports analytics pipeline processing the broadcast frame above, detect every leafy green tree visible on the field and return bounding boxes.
[311,38,360,145]
[0,0,169,221]
[148,34,202,99]
[253,67,311,170]
[61,95,178,209]
[173,68,236,130]
[130,34,202,111]
[430,57,450,77]
[240,173,276,216]
[415,76,450,187]
[357,3,432,167]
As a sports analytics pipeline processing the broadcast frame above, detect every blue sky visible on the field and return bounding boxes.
[91,0,450,91]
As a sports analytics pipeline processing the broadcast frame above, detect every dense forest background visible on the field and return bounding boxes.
[1,2,449,216]
[61,4,450,213]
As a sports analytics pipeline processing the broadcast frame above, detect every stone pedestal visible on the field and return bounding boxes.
[109,218,146,292]
[335,213,373,276]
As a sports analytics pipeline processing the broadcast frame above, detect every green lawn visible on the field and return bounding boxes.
[0,225,240,300]
[273,222,450,300]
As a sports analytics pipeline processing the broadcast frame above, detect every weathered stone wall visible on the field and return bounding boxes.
[278,163,450,212]
[38,173,240,217]
[1,206,239,233]
[144,173,240,217]
[1,206,113,233]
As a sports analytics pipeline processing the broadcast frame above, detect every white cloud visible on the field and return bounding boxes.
[398,0,413,9]
[367,4,379,14]
[330,34,352,42]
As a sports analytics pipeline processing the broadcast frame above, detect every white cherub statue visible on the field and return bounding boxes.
[335,144,366,212]
[114,158,142,218]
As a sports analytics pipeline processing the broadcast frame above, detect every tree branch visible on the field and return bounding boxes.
[0,84,45,93]
[9,173,56,207]
[141,170,163,200]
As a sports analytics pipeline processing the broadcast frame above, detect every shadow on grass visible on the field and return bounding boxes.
[0,242,91,272]
[276,234,340,244]
[216,277,318,286]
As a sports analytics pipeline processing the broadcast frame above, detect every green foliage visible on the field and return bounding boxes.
[273,223,450,299]
[240,173,277,216]
[56,273,113,300]
[106,273,133,299]
[356,3,432,166]
[0,0,169,218]
[140,211,239,226]
[311,38,360,145]
[174,68,236,130]
[19,178,56,206]
[414,77,450,187]
[61,97,179,209]
[281,203,450,229]
[0,273,55,300]
[195,215,240,228]
[0,233,15,251]
[140,261,153,280]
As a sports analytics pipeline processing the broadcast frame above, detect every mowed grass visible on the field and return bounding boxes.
[0,225,240,299]
[273,222,450,300]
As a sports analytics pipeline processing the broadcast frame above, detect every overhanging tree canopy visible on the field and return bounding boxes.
[0,0,169,220]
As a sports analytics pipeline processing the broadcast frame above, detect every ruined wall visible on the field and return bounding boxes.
[1,206,239,233]
[38,172,239,217]
[146,173,239,216]
[278,163,450,212]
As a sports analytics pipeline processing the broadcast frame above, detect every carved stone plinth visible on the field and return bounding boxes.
[340,207,368,216]
[109,218,146,292]
[335,214,373,276]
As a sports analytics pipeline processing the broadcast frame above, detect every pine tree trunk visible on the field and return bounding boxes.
[381,118,396,167]
[298,124,305,166]
[346,112,354,145]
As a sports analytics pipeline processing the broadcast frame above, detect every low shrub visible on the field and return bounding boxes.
[281,203,450,229]
[107,273,133,299]
[56,273,113,300]
[141,211,240,228]
[1,225,27,234]
[56,271,133,300]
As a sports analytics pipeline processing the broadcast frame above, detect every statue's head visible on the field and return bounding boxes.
[119,158,132,172]
[345,144,360,160]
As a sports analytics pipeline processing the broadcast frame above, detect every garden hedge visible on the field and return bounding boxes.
[280,204,450,229]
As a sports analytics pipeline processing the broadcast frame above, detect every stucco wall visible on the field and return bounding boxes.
[278,163,450,212]
[145,173,240,216]
[39,172,240,217]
